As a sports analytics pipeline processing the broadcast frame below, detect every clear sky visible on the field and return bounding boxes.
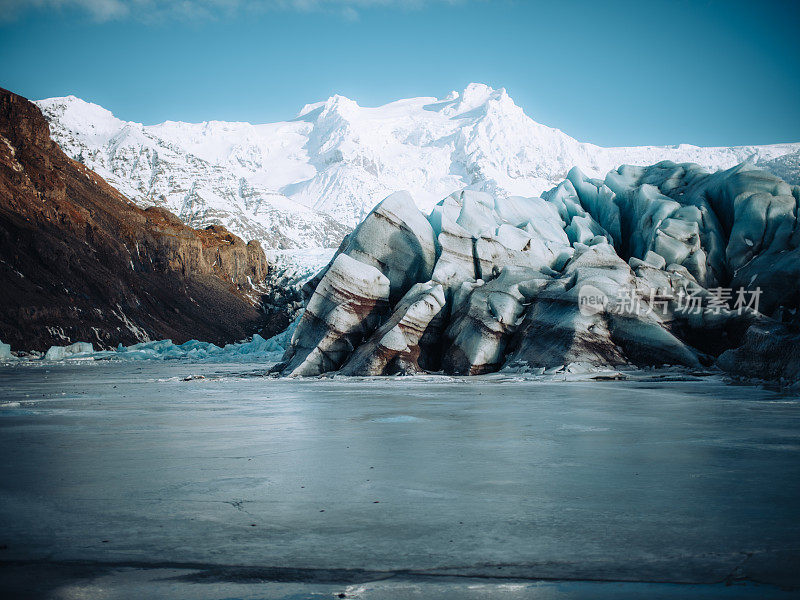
[1,0,798,147]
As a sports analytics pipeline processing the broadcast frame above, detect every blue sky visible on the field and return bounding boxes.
[1,0,798,147]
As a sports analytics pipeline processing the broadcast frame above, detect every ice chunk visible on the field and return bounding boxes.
[567,166,622,244]
[44,342,94,361]
[643,251,667,270]
[566,215,604,246]
[455,192,498,237]
[443,267,543,374]
[3,313,300,364]
[430,197,480,293]
[505,244,703,371]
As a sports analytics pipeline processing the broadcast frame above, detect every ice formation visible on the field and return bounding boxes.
[276,161,800,382]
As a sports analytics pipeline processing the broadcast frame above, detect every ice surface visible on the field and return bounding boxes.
[0,364,798,595]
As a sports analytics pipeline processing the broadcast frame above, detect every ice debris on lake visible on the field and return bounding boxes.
[43,342,94,361]
[0,316,301,363]
[276,161,800,383]
[101,335,288,362]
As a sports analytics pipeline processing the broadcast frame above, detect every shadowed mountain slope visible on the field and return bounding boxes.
[0,87,275,351]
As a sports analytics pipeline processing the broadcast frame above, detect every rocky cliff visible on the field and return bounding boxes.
[0,87,273,351]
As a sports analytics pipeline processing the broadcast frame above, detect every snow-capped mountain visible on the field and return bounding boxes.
[36,83,800,253]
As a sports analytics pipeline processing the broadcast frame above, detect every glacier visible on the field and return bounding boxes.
[277,160,800,385]
[35,83,800,263]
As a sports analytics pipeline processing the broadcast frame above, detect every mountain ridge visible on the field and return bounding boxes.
[35,83,800,258]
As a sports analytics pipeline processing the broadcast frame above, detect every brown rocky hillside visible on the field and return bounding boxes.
[0,87,276,351]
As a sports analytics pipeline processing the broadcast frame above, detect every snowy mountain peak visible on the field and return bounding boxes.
[456,82,505,106]
[296,93,361,122]
[37,95,128,138]
[296,101,326,119]
[433,83,515,116]
[322,93,360,113]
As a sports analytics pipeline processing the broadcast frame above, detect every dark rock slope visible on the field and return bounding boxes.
[0,87,272,351]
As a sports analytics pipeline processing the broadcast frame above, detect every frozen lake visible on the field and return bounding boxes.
[0,363,799,599]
